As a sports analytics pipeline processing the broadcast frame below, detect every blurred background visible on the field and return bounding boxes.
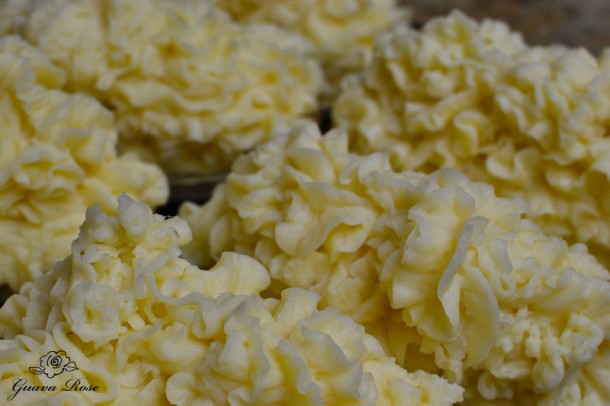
[402,0,610,54]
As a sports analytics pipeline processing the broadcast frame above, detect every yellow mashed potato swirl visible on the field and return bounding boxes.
[0,195,463,405]
[333,10,610,265]
[180,123,610,403]
[214,0,409,102]
[1,0,322,175]
[0,36,167,291]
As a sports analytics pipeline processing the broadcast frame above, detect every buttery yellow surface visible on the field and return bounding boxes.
[0,195,463,405]
[181,123,610,403]
[0,36,167,291]
[1,0,322,175]
[334,10,610,266]
[2,4,610,404]
[214,0,409,102]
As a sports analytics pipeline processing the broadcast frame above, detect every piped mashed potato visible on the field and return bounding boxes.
[0,0,322,175]
[333,10,610,265]
[180,123,610,403]
[0,194,463,405]
[0,36,167,291]
[214,0,409,102]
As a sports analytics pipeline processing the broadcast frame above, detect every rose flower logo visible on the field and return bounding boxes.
[29,351,78,378]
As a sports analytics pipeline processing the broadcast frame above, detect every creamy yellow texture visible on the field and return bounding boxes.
[1,0,322,175]
[0,194,462,405]
[180,123,610,403]
[214,0,409,102]
[0,36,168,291]
[333,10,610,265]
